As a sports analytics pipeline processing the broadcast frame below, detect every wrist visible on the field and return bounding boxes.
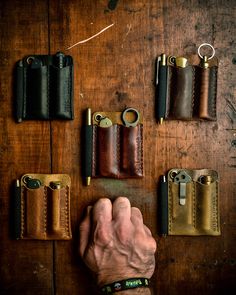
[100,278,151,295]
[115,288,151,294]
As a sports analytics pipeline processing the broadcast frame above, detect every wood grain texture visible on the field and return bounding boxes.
[0,0,236,294]
[0,0,53,294]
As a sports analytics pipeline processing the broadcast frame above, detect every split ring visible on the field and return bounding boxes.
[122,107,140,127]
[198,43,215,60]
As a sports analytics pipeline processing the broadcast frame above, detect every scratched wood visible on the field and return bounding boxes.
[0,0,236,294]
[0,1,53,295]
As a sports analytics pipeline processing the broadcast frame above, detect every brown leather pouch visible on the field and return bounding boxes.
[165,55,218,120]
[91,109,143,178]
[15,174,72,240]
[166,168,220,236]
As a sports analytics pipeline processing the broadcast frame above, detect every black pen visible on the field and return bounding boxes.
[156,54,167,124]
[84,108,92,186]
[159,175,168,236]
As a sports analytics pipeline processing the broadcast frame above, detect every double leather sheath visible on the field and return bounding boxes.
[161,169,220,236]
[15,52,73,122]
[91,111,143,179]
[14,174,72,240]
[164,55,218,120]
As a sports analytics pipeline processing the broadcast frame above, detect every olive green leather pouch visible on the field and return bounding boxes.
[167,169,220,236]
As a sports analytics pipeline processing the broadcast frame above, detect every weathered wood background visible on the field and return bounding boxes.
[0,0,235,294]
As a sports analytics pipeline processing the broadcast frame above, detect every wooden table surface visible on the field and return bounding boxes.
[0,0,236,294]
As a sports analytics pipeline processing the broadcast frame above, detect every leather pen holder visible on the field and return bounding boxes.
[156,44,218,121]
[91,109,144,179]
[15,52,73,122]
[14,174,72,240]
[160,169,220,236]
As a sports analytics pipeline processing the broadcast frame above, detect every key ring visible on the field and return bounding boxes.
[198,43,215,60]
[122,107,140,127]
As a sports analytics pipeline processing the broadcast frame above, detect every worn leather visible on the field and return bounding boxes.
[19,174,72,240]
[167,169,220,236]
[167,66,194,120]
[92,124,143,178]
[165,54,218,121]
[16,53,73,122]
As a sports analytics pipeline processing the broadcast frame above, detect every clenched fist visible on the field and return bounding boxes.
[79,197,156,292]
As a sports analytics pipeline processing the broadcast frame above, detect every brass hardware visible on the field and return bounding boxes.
[121,107,140,127]
[161,53,166,66]
[201,55,209,68]
[23,175,42,189]
[199,175,212,185]
[50,181,61,189]
[173,171,192,205]
[168,56,188,68]
[175,57,188,68]
[94,113,104,122]
[198,43,215,60]
[99,117,113,128]
[168,55,176,65]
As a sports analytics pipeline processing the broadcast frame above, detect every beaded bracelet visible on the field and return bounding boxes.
[100,278,150,294]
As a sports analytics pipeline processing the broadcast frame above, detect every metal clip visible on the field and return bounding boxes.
[198,175,212,185]
[168,56,188,68]
[99,117,113,128]
[50,181,61,189]
[198,43,215,68]
[173,171,192,205]
[121,107,140,127]
[23,176,42,189]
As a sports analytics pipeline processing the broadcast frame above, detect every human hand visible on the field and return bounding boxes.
[79,197,156,287]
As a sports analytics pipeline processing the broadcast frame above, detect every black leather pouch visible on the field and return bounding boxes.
[15,52,73,122]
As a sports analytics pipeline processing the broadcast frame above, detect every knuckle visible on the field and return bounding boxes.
[116,223,130,244]
[94,225,111,245]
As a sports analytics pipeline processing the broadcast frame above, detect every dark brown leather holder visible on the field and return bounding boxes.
[91,109,144,179]
[156,44,218,121]
[166,56,218,120]
[14,174,72,240]
[162,169,220,236]
[15,52,73,122]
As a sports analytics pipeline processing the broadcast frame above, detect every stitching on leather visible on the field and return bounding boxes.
[116,125,120,178]
[166,66,172,118]
[192,66,196,116]
[212,182,218,231]
[46,65,50,118]
[192,182,196,229]
[138,125,143,175]
[21,186,25,238]
[92,125,97,176]
[69,65,72,114]
[168,181,172,233]
[23,67,27,118]
[65,185,70,237]
[210,67,217,118]
[44,186,47,235]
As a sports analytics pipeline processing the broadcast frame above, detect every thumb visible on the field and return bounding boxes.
[79,206,93,257]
